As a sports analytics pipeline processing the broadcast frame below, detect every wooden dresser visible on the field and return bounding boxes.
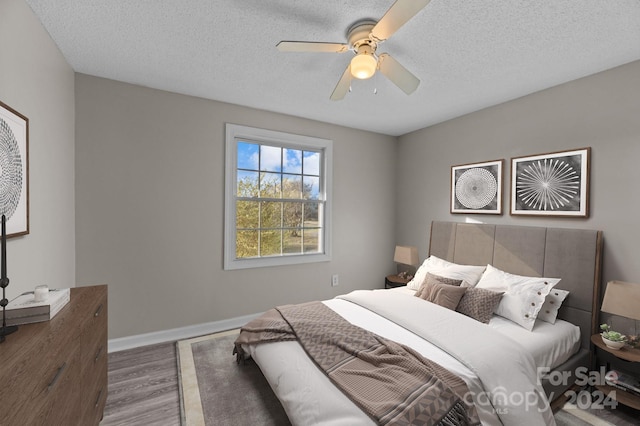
[0,285,108,426]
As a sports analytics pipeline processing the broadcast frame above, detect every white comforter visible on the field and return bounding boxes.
[248,289,556,426]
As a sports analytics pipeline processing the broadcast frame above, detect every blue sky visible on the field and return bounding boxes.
[237,141,320,198]
[237,142,320,175]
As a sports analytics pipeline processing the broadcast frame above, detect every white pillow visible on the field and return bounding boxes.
[475,264,561,331]
[537,289,570,324]
[407,255,486,290]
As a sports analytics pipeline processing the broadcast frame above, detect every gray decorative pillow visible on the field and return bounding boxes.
[456,287,504,324]
[419,281,467,310]
[414,273,463,298]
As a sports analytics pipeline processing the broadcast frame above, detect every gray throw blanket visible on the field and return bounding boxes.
[234,301,480,426]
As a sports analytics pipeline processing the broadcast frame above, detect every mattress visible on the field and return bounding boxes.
[488,315,580,370]
[247,288,573,425]
[393,287,581,370]
[249,297,498,425]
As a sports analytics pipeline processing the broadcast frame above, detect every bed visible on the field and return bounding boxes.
[237,221,603,425]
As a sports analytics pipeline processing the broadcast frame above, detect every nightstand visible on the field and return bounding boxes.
[591,334,640,410]
[385,274,410,289]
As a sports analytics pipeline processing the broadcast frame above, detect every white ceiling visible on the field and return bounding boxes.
[25,0,640,136]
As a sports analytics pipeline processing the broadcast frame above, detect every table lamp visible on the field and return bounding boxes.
[601,280,640,347]
[394,245,418,279]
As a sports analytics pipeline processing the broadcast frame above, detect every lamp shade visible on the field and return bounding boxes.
[393,245,418,266]
[601,280,640,321]
[350,45,377,80]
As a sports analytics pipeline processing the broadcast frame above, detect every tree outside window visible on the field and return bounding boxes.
[224,124,332,270]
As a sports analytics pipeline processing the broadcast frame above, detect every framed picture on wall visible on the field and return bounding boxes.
[451,159,503,214]
[0,101,29,237]
[510,147,590,217]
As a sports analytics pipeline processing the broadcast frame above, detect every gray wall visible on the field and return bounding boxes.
[8,0,640,342]
[75,75,397,339]
[0,0,76,298]
[397,60,640,292]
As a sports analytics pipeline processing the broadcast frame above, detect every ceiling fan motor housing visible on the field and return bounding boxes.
[347,21,378,50]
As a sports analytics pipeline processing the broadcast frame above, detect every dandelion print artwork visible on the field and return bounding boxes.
[511,148,590,217]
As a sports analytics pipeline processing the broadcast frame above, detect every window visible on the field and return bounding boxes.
[224,124,332,270]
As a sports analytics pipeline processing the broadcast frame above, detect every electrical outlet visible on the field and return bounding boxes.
[331,274,339,287]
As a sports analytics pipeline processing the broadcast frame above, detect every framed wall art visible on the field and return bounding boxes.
[0,101,29,237]
[451,159,503,215]
[510,147,590,217]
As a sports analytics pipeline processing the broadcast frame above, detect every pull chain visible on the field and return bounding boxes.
[373,71,378,95]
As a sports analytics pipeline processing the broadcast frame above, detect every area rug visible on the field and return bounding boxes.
[176,329,290,426]
[177,330,617,426]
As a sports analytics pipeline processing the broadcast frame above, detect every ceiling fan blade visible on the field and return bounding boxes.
[330,65,352,101]
[277,41,349,53]
[371,0,431,42]
[378,53,420,95]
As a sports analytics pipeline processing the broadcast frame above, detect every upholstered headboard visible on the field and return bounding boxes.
[428,221,603,351]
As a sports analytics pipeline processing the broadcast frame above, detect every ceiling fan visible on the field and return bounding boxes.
[276,0,431,100]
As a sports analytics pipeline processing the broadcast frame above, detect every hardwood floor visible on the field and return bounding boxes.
[102,341,640,426]
[100,342,181,426]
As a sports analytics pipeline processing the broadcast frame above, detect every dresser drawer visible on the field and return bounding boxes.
[36,352,81,426]
[0,285,108,426]
[80,287,108,425]
[80,377,108,426]
[2,328,75,424]
[15,345,81,426]
[80,292,108,369]
[35,349,81,426]
[81,325,108,417]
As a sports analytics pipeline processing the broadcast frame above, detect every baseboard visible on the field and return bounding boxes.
[107,312,262,353]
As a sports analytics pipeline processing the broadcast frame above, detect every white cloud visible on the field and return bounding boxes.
[303,152,320,175]
[260,145,281,171]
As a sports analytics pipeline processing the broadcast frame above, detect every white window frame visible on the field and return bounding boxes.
[224,123,332,270]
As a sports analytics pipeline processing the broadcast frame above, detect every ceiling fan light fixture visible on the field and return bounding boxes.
[279,0,429,100]
[350,45,377,80]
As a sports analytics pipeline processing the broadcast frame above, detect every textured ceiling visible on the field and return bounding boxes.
[25,0,640,136]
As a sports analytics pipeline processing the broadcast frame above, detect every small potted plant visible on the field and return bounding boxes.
[627,334,639,349]
[600,324,627,350]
